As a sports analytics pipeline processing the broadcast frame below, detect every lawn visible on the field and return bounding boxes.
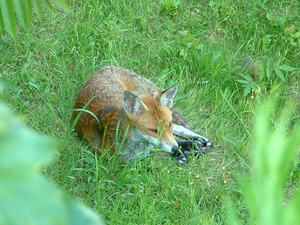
[1,0,300,224]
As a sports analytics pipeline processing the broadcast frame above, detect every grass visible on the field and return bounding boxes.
[1,0,300,224]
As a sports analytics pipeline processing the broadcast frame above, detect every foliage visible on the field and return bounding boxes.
[284,25,300,46]
[237,56,298,96]
[0,84,103,225]
[228,99,300,224]
[161,0,181,16]
[0,0,70,38]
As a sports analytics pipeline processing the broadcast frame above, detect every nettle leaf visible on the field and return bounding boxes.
[243,85,251,96]
[274,68,286,82]
[237,79,250,84]
[249,81,258,90]
[0,103,103,225]
[277,65,299,72]
[266,57,273,80]
[241,74,253,82]
[274,57,281,67]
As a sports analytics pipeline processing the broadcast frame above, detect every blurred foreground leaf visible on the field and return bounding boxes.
[0,0,70,38]
[0,102,103,225]
[228,98,300,225]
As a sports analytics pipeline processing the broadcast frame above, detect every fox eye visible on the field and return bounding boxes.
[149,129,158,134]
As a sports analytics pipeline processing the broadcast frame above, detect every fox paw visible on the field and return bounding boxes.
[192,138,213,153]
[173,149,188,166]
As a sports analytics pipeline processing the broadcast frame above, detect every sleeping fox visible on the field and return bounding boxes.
[72,66,213,164]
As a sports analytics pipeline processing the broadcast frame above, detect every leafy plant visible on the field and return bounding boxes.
[236,74,259,96]
[0,0,70,38]
[161,0,181,16]
[237,56,298,96]
[208,0,237,22]
[178,30,201,58]
[228,99,300,224]
[0,91,103,225]
[266,13,286,27]
[178,30,225,77]
[284,25,300,46]
[265,57,298,82]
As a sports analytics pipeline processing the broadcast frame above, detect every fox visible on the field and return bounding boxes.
[72,66,213,165]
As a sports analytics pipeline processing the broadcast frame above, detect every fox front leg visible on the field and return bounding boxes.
[173,124,213,155]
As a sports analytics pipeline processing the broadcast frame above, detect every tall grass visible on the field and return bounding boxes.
[228,98,300,225]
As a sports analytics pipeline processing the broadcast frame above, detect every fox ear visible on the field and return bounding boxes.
[123,91,147,116]
[160,85,178,108]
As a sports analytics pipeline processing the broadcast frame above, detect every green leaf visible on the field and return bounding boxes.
[0,79,18,91]
[236,79,250,84]
[49,0,71,11]
[209,1,216,7]
[243,85,251,96]
[274,68,285,82]
[186,33,194,41]
[266,57,273,68]
[277,64,299,72]
[262,36,270,49]
[41,0,57,14]
[0,103,103,225]
[274,16,286,26]
[12,0,31,29]
[274,57,281,67]
[179,30,188,36]
[266,58,273,80]
[31,0,43,21]
[266,13,274,22]
[0,0,16,38]
[293,32,300,38]
[0,9,4,34]
[249,81,258,90]
[193,39,199,47]
[240,74,253,82]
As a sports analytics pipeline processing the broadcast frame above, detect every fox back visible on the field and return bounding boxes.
[72,66,179,163]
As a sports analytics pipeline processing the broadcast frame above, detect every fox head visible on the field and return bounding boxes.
[123,86,179,153]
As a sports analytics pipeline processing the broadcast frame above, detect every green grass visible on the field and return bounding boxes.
[1,0,300,224]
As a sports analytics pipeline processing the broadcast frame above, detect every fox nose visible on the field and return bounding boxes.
[171,145,179,153]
